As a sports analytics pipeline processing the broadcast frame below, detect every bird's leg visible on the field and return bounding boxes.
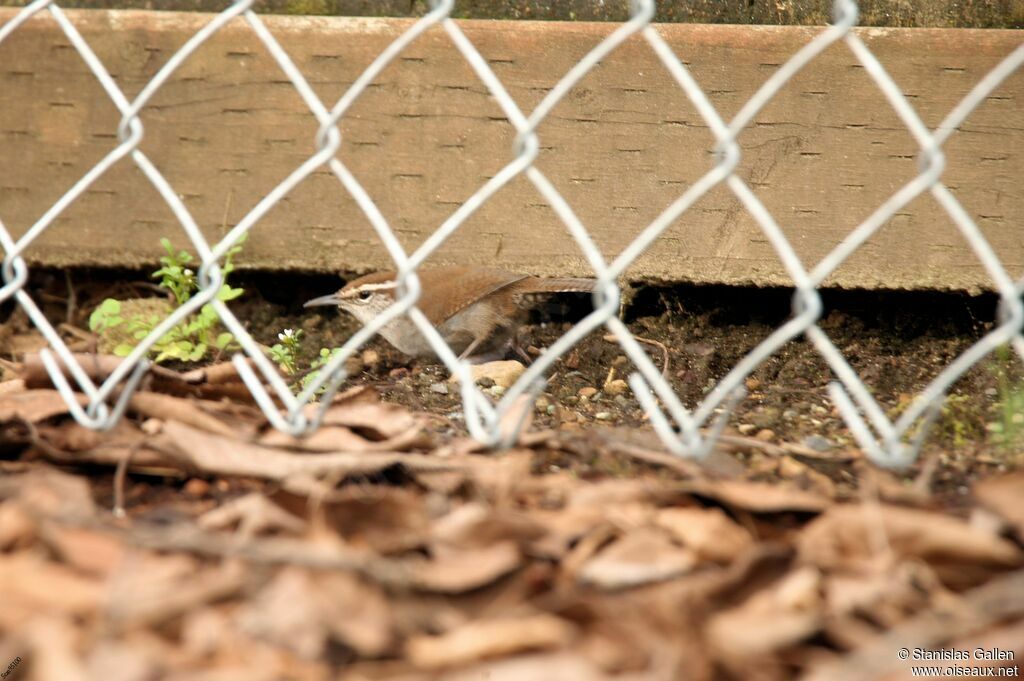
[510,329,532,365]
[457,336,484,362]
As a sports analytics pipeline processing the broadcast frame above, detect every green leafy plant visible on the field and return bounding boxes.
[301,347,345,393]
[269,330,345,395]
[89,235,246,363]
[270,328,303,376]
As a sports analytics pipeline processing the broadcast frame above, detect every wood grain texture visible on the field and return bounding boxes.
[0,9,1021,290]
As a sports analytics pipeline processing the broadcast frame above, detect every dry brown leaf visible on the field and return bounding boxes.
[708,566,823,657]
[802,569,1024,681]
[20,352,188,391]
[578,528,698,590]
[682,479,831,513]
[974,472,1024,542]
[798,504,1022,588]
[317,572,394,657]
[528,506,608,560]
[129,392,242,438]
[937,621,1024,677]
[161,420,455,481]
[461,448,534,500]
[0,378,26,394]
[406,614,575,670]
[0,553,104,617]
[777,455,838,498]
[0,388,84,423]
[107,554,245,630]
[237,567,327,659]
[0,466,97,518]
[86,638,165,681]
[180,359,254,385]
[409,541,521,593]
[41,524,127,577]
[439,651,663,681]
[0,502,34,549]
[307,399,423,439]
[292,485,430,555]
[431,503,545,550]
[34,420,176,470]
[198,493,306,537]
[414,470,467,494]
[824,561,945,628]
[21,616,91,681]
[655,506,754,564]
[569,478,675,508]
[260,422,427,453]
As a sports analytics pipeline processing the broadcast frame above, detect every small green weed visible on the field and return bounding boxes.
[936,392,986,449]
[988,344,1024,453]
[301,347,345,393]
[89,235,246,363]
[269,328,303,376]
[269,328,345,395]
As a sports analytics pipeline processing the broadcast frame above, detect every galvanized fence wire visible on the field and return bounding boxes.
[0,1,1022,468]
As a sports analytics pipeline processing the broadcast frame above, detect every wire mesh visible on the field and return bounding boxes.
[1,0,1022,468]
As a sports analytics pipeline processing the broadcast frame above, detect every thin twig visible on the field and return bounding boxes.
[64,270,76,326]
[603,333,670,378]
[113,441,143,519]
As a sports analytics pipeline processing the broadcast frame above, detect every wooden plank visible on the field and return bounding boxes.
[0,9,1021,291]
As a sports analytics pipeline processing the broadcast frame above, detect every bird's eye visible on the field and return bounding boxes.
[357,290,373,302]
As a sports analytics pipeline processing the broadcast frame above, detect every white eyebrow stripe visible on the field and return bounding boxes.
[341,281,398,298]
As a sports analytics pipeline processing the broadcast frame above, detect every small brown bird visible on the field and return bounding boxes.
[304,266,596,361]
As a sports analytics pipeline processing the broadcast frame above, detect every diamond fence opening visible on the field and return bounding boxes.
[1,0,1022,468]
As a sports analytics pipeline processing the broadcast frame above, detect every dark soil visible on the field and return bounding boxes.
[4,267,1022,491]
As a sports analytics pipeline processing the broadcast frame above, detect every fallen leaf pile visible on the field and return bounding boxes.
[1,355,1023,680]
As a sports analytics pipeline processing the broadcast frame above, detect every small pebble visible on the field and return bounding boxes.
[803,435,833,452]
[755,428,775,442]
[782,409,798,421]
[578,386,598,398]
[612,355,628,366]
[429,382,449,395]
[361,349,379,366]
[487,385,506,397]
[604,379,629,396]
[183,478,209,497]
[744,377,761,391]
[737,423,756,435]
[388,367,410,379]
[594,411,613,421]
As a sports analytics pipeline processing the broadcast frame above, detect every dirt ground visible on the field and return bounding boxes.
[1,268,1023,681]
[4,268,1023,482]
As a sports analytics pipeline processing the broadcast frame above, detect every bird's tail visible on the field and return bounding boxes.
[519,277,598,295]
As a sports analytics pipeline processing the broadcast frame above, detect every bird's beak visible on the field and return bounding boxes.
[303,292,342,308]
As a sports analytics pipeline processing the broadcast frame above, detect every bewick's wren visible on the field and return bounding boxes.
[304,266,596,360]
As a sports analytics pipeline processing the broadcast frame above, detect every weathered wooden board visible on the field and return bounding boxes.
[0,9,1021,290]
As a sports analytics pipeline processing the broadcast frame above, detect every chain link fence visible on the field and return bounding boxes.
[1,0,1022,469]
